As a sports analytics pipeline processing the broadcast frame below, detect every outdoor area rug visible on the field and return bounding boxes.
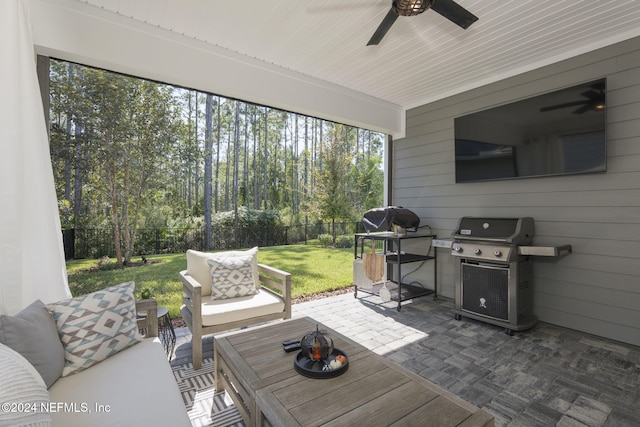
[171,357,245,427]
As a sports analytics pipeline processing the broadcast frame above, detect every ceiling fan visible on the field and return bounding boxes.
[540,82,606,115]
[367,0,478,46]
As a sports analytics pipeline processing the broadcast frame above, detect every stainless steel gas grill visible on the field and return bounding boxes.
[449,217,571,335]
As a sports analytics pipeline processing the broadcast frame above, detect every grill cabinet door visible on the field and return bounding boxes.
[461,263,509,321]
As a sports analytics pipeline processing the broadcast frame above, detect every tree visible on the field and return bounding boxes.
[309,124,353,243]
[350,155,384,212]
[77,70,180,264]
[48,59,387,258]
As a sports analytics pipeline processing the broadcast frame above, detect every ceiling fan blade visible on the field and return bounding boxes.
[367,8,398,46]
[581,89,601,99]
[573,104,594,115]
[430,0,478,29]
[540,100,589,112]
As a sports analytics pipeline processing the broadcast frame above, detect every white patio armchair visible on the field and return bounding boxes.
[179,248,291,369]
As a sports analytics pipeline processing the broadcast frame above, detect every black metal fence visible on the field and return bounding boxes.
[62,221,366,260]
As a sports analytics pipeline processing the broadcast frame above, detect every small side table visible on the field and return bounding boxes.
[157,306,176,357]
[137,305,176,358]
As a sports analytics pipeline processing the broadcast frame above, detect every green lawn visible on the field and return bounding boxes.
[66,243,354,318]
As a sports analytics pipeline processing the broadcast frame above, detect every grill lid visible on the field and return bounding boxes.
[452,217,534,245]
[362,206,420,232]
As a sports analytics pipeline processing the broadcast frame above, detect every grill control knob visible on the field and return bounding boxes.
[453,246,463,253]
[494,250,502,257]
[474,248,482,255]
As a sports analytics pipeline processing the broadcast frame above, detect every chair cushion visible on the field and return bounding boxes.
[46,281,142,377]
[186,247,259,296]
[0,299,65,388]
[208,253,256,300]
[199,289,284,326]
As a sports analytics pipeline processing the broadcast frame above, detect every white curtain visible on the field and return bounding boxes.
[0,0,71,315]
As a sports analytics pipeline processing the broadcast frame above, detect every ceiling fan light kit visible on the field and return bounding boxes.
[393,0,432,16]
[368,0,479,46]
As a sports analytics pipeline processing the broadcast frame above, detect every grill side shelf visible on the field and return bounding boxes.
[517,245,572,257]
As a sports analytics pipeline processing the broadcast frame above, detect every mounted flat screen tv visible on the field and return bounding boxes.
[454,78,606,183]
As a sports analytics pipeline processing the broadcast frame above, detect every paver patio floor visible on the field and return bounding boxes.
[172,293,640,426]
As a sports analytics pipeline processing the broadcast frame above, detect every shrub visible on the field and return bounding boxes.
[318,234,333,247]
[335,236,352,248]
[210,207,285,249]
[140,287,153,300]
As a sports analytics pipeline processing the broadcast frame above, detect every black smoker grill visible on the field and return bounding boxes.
[449,217,571,335]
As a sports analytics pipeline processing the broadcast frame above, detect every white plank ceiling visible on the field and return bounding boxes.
[72,0,640,110]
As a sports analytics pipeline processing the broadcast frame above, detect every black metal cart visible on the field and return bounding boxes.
[354,231,437,311]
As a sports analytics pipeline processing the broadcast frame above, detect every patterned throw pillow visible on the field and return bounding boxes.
[187,246,260,296]
[47,281,142,377]
[208,253,257,300]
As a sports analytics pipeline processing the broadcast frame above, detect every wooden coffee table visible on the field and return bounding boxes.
[213,317,493,427]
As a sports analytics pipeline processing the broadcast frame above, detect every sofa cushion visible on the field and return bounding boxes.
[0,343,52,427]
[0,299,65,388]
[48,338,190,426]
[47,281,142,377]
[208,253,256,300]
[186,247,259,296]
[196,288,285,326]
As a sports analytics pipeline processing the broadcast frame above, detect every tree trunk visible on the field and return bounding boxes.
[72,57,85,228]
[72,125,84,227]
[225,106,232,211]
[194,92,200,208]
[332,218,336,245]
[233,101,240,243]
[263,107,268,209]
[122,143,132,264]
[204,94,213,250]
[293,114,299,214]
[214,97,221,213]
[253,108,259,209]
[243,104,249,206]
[187,91,193,209]
[105,134,122,264]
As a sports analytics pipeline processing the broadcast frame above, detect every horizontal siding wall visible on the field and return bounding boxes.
[395,37,640,346]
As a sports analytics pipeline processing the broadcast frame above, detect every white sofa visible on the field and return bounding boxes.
[46,299,190,426]
[0,289,190,427]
